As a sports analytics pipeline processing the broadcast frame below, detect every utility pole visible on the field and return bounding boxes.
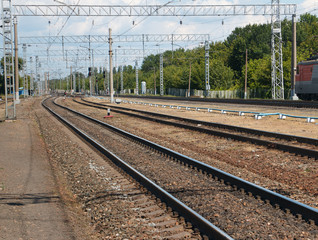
[14,16,19,103]
[120,66,123,94]
[47,72,49,93]
[22,44,28,98]
[48,72,50,93]
[62,36,64,60]
[205,40,210,94]
[77,73,80,92]
[92,50,95,95]
[67,70,69,92]
[109,28,114,103]
[2,0,16,119]
[135,60,139,95]
[142,34,145,58]
[245,49,248,99]
[35,56,39,95]
[106,59,110,94]
[59,71,61,90]
[89,68,92,95]
[153,67,156,95]
[44,72,47,94]
[65,50,68,69]
[70,66,73,93]
[188,62,191,97]
[89,35,92,96]
[104,58,109,94]
[291,14,298,100]
[171,33,174,59]
[30,57,34,95]
[103,67,106,93]
[14,3,295,100]
[271,0,284,99]
[74,73,76,93]
[115,49,118,95]
[160,53,163,96]
[82,75,85,93]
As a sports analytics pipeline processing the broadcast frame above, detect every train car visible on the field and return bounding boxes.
[295,55,318,100]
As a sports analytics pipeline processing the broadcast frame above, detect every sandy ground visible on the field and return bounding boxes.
[91,96,318,139]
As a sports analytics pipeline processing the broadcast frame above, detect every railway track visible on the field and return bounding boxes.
[76,98,318,160]
[43,97,318,239]
[43,97,230,240]
[117,95,318,109]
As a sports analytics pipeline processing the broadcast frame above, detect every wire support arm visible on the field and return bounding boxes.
[12,4,296,16]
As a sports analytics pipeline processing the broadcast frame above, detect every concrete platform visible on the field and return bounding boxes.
[0,102,76,239]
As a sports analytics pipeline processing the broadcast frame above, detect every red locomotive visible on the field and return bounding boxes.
[295,55,318,100]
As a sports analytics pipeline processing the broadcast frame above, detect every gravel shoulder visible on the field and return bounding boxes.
[53,97,318,239]
[2,96,317,239]
[106,96,318,138]
[73,97,317,208]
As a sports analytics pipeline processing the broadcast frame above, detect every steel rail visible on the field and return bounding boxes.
[53,97,318,225]
[80,98,318,146]
[42,97,232,240]
[77,98,318,159]
[117,95,318,109]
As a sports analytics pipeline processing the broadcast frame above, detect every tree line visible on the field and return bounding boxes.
[112,13,318,98]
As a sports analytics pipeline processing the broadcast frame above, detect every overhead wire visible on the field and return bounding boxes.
[115,0,177,39]
[103,0,137,31]
[46,0,81,50]
[295,0,318,15]
[45,0,82,74]
[31,0,318,75]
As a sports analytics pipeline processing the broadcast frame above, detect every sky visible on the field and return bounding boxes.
[7,0,318,78]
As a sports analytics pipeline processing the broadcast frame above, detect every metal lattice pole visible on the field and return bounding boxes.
[2,0,16,119]
[14,16,19,103]
[205,40,210,92]
[30,57,34,95]
[35,56,38,94]
[120,66,123,94]
[109,28,114,103]
[73,72,76,93]
[35,56,40,95]
[135,60,139,95]
[70,66,73,93]
[22,44,28,97]
[82,76,85,93]
[271,0,284,99]
[160,53,163,96]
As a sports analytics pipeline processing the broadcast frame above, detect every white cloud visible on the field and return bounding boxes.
[299,0,318,14]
